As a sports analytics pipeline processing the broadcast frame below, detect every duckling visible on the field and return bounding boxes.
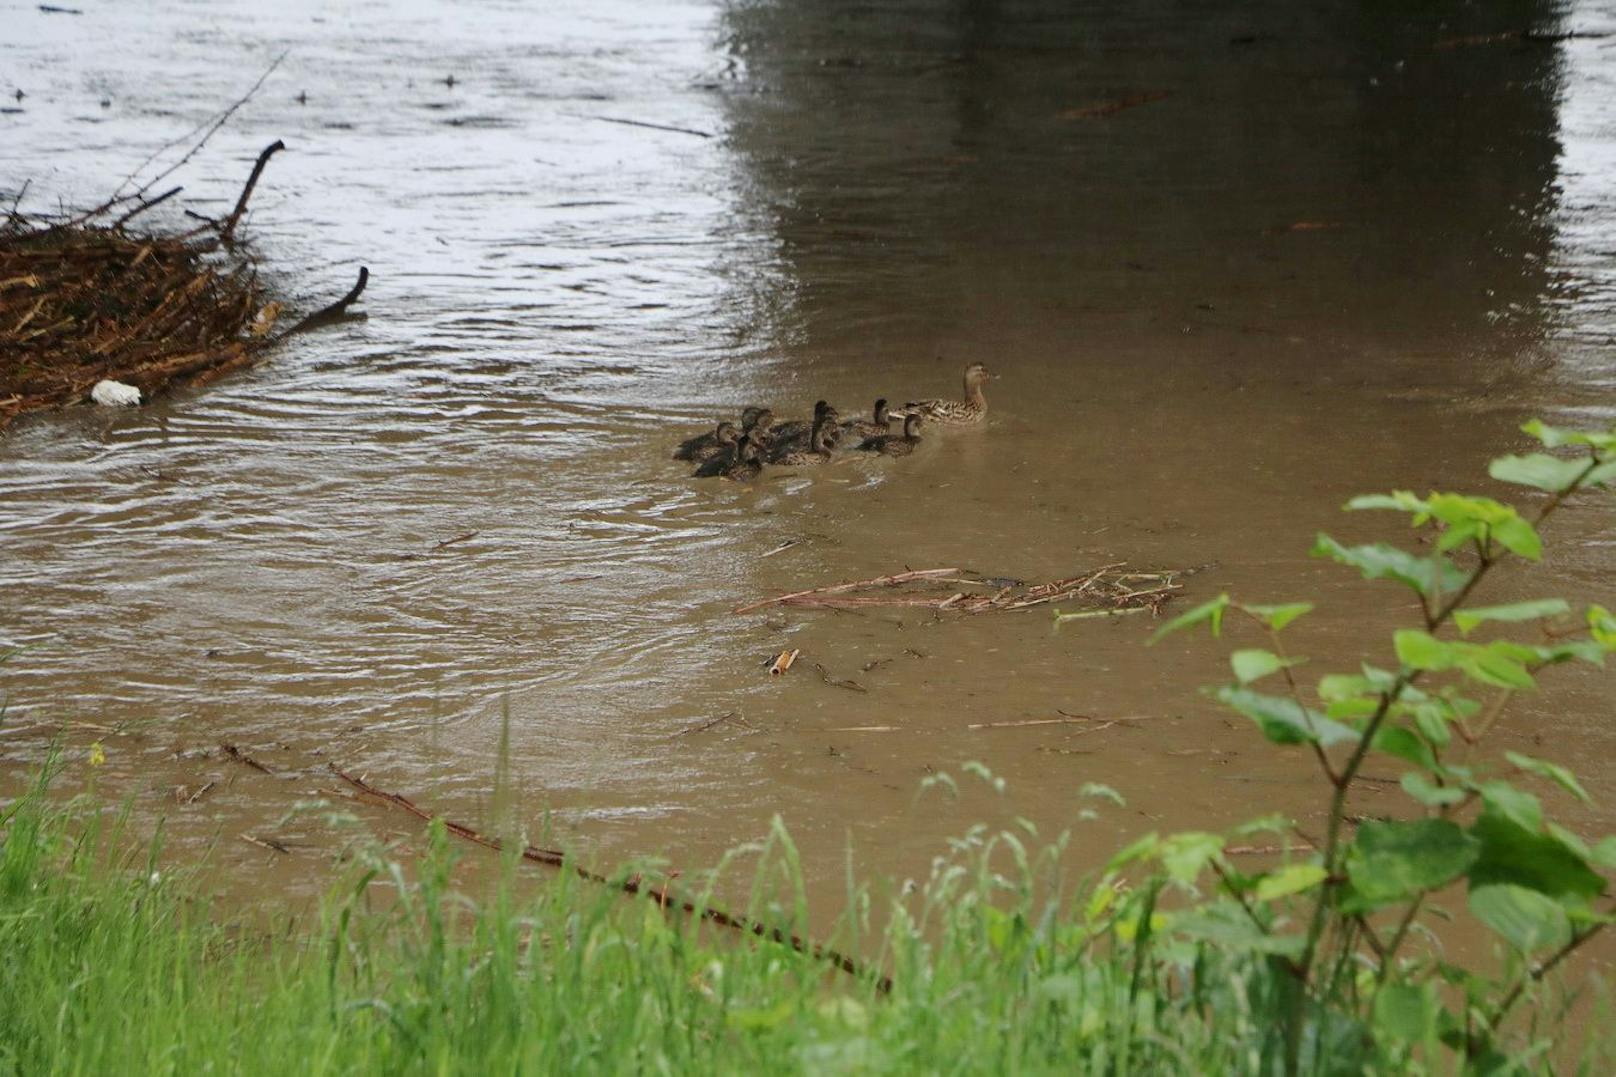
[695,433,763,481]
[688,422,741,463]
[741,407,777,452]
[840,398,892,440]
[894,363,993,426]
[770,400,832,444]
[858,413,923,456]
[772,410,837,466]
[673,420,739,461]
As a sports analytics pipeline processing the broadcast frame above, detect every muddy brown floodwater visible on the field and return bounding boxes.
[2,0,1615,945]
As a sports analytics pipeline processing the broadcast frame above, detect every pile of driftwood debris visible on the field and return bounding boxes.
[1,140,366,430]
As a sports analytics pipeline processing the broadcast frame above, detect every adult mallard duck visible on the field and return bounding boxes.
[673,420,738,461]
[840,398,892,440]
[895,363,993,426]
[857,413,922,456]
[695,433,763,481]
[772,409,836,466]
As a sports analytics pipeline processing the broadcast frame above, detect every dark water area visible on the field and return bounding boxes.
[2,0,1615,946]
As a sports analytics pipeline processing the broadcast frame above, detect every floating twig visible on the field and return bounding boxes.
[814,663,868,693]
[220,743,273,774]
[768,649,800,676]
[1059,90,1172,119]
[431,530,480,551]
[241,833,290,854]
[112,185,183,229]
[735,568,962,615]
[675,711,744,736]
[184,779,217,804]
[591,115,713,139]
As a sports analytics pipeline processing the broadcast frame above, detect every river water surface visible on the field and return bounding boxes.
[3,0,1616,919]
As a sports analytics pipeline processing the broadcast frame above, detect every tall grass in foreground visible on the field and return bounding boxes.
[0,769,1240,1075]
[0,764,1606,1076]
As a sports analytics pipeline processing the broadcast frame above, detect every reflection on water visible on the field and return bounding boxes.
[2,0,1614,908]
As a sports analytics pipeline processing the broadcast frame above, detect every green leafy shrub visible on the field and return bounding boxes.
[1141,419,1616,1072]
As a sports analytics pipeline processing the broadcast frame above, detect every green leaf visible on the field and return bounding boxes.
[1311,535,1466,599]
[1167,902,1306,958]
[1158,832,1224,884]
[1106,832,1159,871]
[1469,884,1571,953]
[1588,605,1616,649]
[1345,491,1429,514]
[1373,725,1435,769]
[1504,752,1592,804]
[1345,819,1480,910]
[1478,781,1543,832]
[1148,593,1230,644]
[1079,782,1126,806]
[1395,630,1456,671]
[1402,772,1466,808]
[1536,640,1607,666]
[1254,862,1327,901]
[1489,453,1592,493]
[1409,702,1454,748]
[1317,673,1372,702]
[1373,982,1440,1044]
[1522,419,1616,453]
[1454,599,1570,636]
[1229,648,1303,685]
[1215,686,1359,748]
[1241,602,1313,632]
[1467,799,1604,900]
[1586,459,1616,487]
[1460,643,1536,690]
[1489,516,1542,561]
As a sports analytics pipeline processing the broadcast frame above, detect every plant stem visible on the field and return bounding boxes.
[1478,922,1607,1048]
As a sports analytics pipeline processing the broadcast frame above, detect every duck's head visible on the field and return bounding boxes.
[716,421,740,444]
[904,414,923,437]
[872,398,889,423]
[735,434,759,462]
[740,406,765,429]
[964,362,993,388]
[746,407,775,434]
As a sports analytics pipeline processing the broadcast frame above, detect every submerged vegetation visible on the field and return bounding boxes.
[3,419,1615,1074]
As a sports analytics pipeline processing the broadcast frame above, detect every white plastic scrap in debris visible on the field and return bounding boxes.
[90,379,142,406]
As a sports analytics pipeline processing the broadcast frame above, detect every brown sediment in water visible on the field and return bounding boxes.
[0,218,268,427]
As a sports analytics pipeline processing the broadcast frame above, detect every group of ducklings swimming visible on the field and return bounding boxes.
[672,362,994,481]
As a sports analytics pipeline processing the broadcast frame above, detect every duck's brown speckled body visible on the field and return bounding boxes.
[896,363,992,426]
